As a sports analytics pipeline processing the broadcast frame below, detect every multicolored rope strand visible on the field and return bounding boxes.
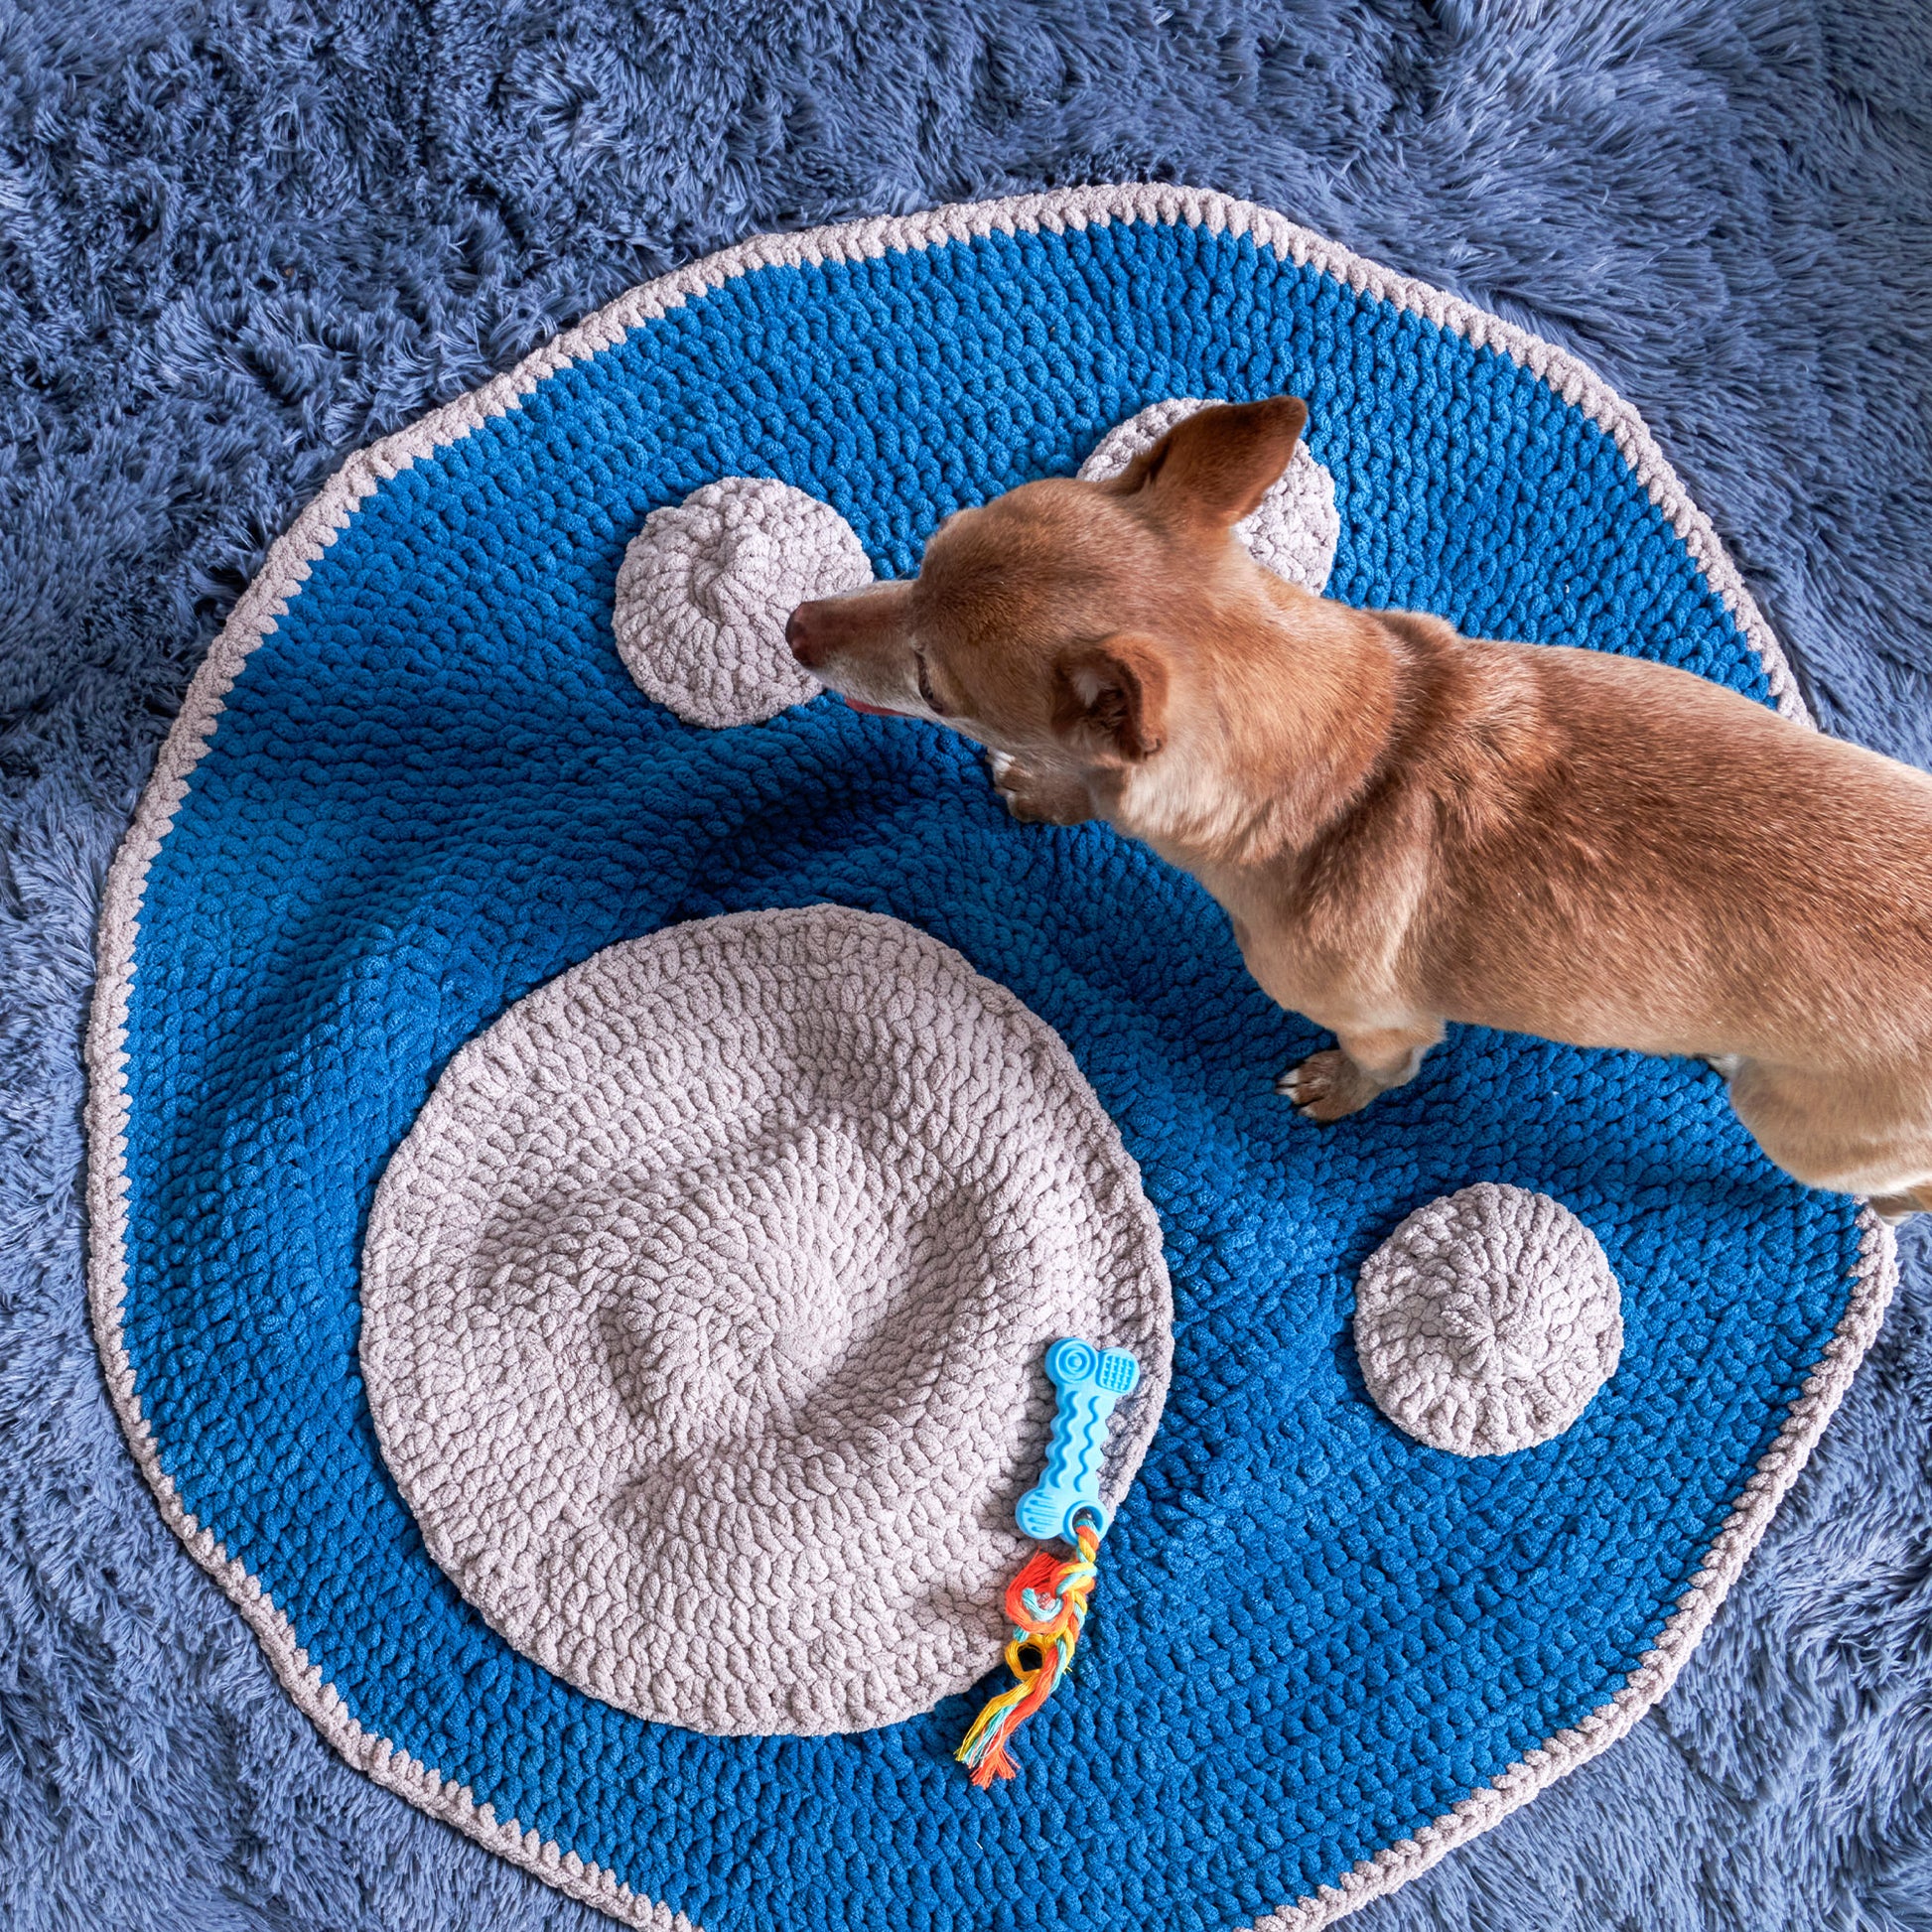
[954,1512,1103,1788]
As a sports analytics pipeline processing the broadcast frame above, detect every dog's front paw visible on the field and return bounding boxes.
[985,750,1091,826]
[1275,1048,1380,1124]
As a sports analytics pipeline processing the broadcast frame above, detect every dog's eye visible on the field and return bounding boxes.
[915,655,950,716]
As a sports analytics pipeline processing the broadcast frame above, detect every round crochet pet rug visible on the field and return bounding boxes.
[88,187,1894,1932]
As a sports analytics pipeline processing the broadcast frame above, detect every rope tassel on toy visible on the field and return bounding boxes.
[956,1338,1139,1788]
[955,1513,1103,1786]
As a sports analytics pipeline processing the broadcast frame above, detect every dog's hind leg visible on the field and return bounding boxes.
[1725,1056,1932,1213]
[1865,1186,1932,1222]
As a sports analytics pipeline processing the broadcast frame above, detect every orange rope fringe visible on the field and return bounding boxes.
[954,1515,1103,1788]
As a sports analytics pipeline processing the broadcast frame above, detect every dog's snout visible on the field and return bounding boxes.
[786,601,827,669]
[786,580,916,687]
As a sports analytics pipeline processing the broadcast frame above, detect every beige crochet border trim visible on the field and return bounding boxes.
[84,183,1890,1932]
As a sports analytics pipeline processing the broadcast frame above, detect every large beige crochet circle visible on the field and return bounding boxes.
[358,905,1173,1736]
[1353,1183,1623,1457]
[1079,396,1340,592]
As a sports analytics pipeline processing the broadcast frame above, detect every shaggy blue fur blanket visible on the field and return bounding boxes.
[3,3,1929,1927]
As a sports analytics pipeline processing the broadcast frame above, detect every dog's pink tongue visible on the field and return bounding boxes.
[841,696,911,717]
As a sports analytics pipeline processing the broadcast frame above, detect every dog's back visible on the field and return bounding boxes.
[1351,612,1932,1070]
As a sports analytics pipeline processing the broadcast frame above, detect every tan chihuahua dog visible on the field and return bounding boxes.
[786,398,1932,1218]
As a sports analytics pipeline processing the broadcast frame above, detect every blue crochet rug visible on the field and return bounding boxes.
[85,189,1893,1931]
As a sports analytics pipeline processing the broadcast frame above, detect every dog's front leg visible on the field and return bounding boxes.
[985,750,1095,826]
[1276,1019,1445,1124]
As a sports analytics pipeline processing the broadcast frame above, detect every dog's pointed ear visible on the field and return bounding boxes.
[1051,633,1170,764]
[1112,396,1309,527]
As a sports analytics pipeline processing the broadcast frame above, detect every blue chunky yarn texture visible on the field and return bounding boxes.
[6,8,1932,1931]
[96,202,1870,1930]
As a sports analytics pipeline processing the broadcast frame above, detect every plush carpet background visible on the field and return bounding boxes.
[2,2,1929,1927]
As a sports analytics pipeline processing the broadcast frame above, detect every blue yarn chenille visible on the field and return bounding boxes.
[108,207,1863,1930]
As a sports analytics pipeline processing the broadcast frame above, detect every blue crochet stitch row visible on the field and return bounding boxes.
[103,204,1863,1930]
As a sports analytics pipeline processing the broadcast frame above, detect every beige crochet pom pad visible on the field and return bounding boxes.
[613,478,873,727]
[1078,396,1340,593]
[358,904,1173,1736]
[1354,1184,1624,1457]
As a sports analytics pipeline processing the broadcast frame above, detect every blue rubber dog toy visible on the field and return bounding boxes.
[1014,1337,1142,1544]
